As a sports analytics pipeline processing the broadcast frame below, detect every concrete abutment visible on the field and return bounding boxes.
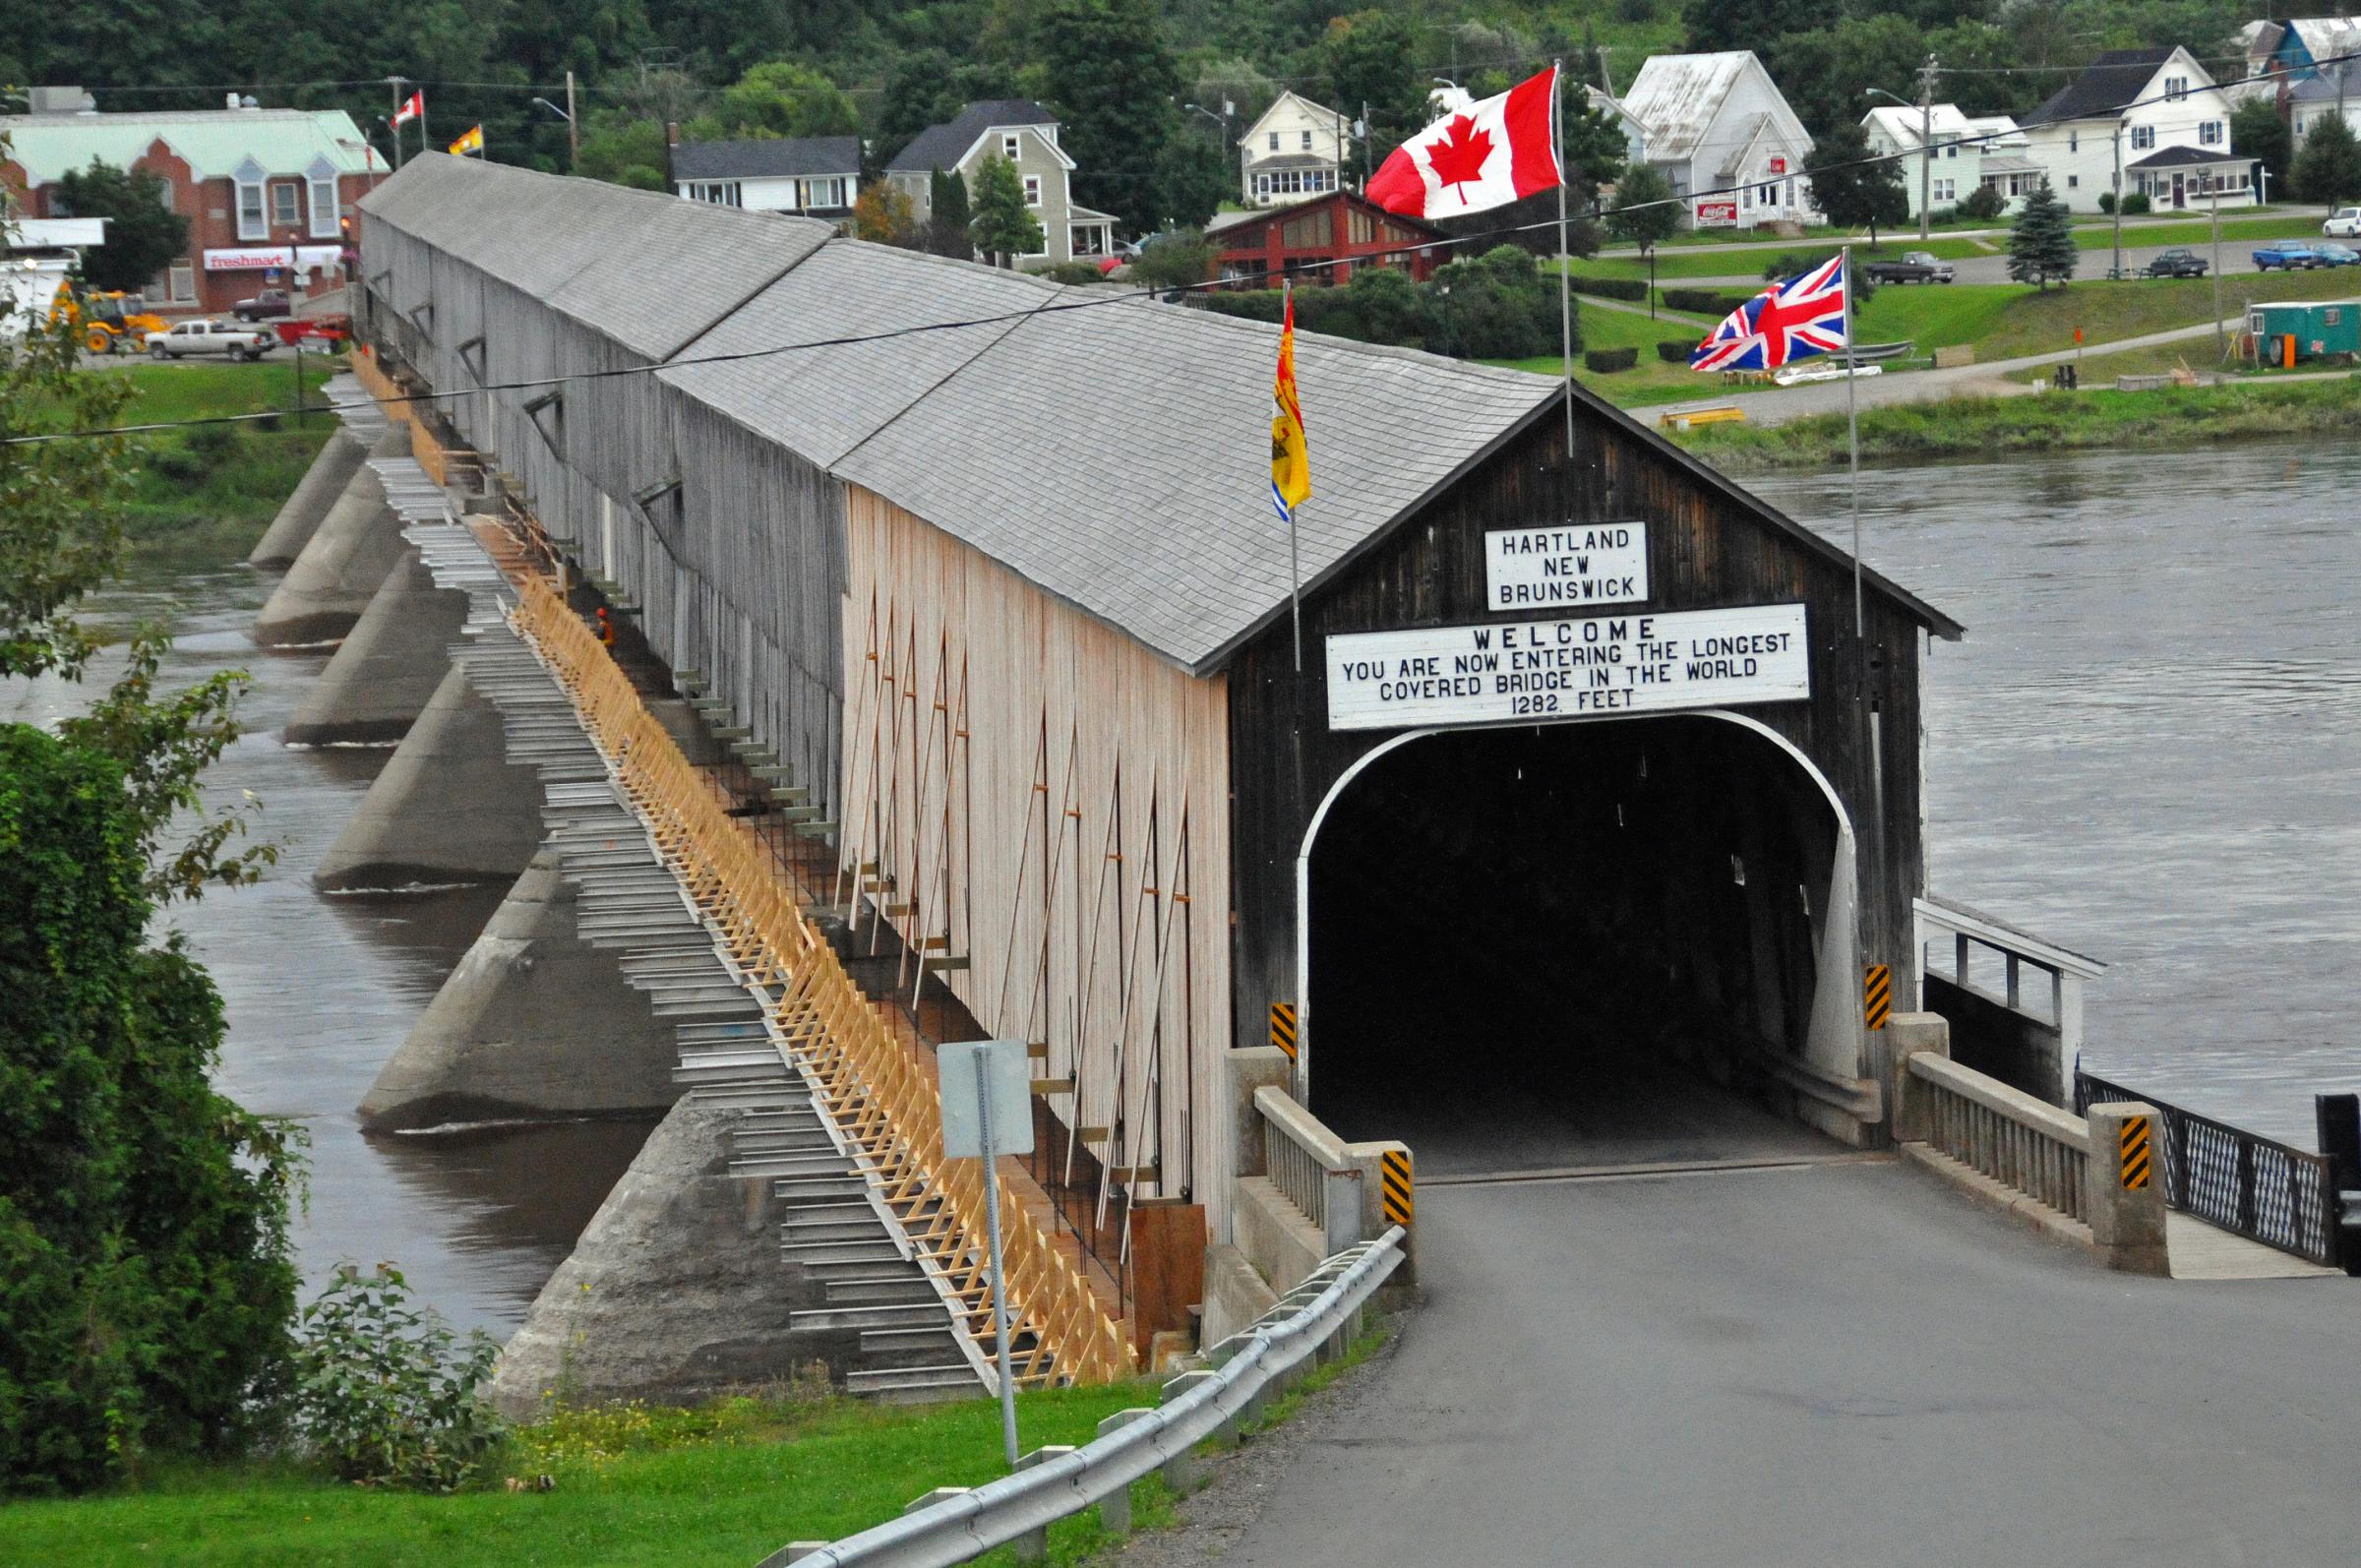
[282,546,469,746]
[253,425,412,646]
[248,427,370,572]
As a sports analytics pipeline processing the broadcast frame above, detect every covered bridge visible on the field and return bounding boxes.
[356,152,1959,1281]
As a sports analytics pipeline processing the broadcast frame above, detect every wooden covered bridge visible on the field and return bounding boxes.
[354,152,1964,1385]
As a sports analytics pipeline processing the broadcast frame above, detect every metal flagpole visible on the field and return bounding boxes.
[1843,245,1861,648]
[1552,60,1577,462]
[1286,274,1302,673]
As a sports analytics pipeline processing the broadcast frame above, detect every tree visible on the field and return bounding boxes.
[2294,112,2361,206]
[1608,161,1681,251]
[1020,0,1186,232]
[852,181,920,246]
[1317,10,1427,151]
[1685,0,1817,55]
[1129,227,1214,289]
[1563,93,1634,187]
[575,111,671,190]
[970,153,1044,266]
[2007,179,2077,290]
[2232,98,2292,194]
[694,59,860,140]
[50,161,190,295]
[1763,17,1927,140]
[926,167,974,260]
[1804,122,1908,244]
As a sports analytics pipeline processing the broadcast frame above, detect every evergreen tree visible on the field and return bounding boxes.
[1804,123,1909,245]
[2007,179,2077,290]
[2294,112,2361,207]
[928,167,974,260]
[2231,98,2291,193]
[1021,0,1185,232]
[970,154,1044,266]
[1608,162,1681,251]
[50,162,190,295]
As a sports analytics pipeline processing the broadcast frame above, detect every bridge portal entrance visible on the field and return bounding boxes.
[1300,713,1860,1177]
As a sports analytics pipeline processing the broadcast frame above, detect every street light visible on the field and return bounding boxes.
[530,90,578,170]
[1866,85,1933,243]
[529,96,572,123]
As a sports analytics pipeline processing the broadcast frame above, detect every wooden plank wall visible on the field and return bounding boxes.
[840,487,1238,1229]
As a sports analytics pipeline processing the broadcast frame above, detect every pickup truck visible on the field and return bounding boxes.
[1859,251,1955,284]
[2324,208,2361,237]
[143,320,275,360]
[2142,249,2208,277]
[231,287,291,322]
[2254,241,2317,271]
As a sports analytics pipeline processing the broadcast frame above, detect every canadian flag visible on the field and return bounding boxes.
[1365,66,1562,221]
[392,91,424,128]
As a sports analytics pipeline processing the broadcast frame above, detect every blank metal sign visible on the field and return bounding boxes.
[938,1039,1036,1160]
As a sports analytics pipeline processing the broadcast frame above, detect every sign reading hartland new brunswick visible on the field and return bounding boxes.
[1485,524,1649,610]
[1325,604,1810,731]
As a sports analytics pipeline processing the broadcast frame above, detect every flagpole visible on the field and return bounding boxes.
[1286,274,1302,675]
[1843,245,1861,650]
[1551,60,1576,464]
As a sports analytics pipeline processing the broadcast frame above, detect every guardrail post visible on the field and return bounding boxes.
[1885,1012,1951,1142]
[2320,1093,2361,1276]
[1095,1410,1155,1535]
[1012,1446,1078,1562]
[2085,1102,2169,1276]
[1160,1369,1219,1490]
[1320,1164,1364,1254]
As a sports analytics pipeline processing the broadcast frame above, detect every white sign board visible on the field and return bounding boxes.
[937,1039,1035,1160]
[1485,524,1648,611]
[1326,604,1809,732]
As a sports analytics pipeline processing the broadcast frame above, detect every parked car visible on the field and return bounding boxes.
[2323,208,2361,237]
[2142,249,2208,278]
[1859,251,1955,284]
[2311,242,2360,268]
[231,287,291,322]
[144,320,275,360]
[2254,242,2318,271]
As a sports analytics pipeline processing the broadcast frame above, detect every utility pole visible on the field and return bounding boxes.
[1362,100,1371,184]
[2212,185,2224,358]
[1917,53,1939,243]
[387,76,407,168]
[2112,121,2125,279]
[565,70,579,170]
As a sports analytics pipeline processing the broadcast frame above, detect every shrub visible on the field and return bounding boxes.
[2120,192,2151,215]
[1203,246,1564,359]
[1761,250,1833,281]
[2096,191,2115,214]
[1566,273,1648,301]
[1959,183,2006,220]
[1662,287,1752,315]
[1657,338,1697,362]
[293,1263,504,1492]
[1584,346,1639,372]
[1041,261,1107,285]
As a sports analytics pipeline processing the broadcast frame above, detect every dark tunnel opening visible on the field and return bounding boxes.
[1303,715,1849,1177]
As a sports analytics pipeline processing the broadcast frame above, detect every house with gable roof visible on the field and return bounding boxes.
[883,99,1118,268]
[1619,51,1815,228]
[1237,90,1353,208]
[1862,104,2039,217]
[0,90,386,314]
[2019,47,2251,212]
[669,133,861,225]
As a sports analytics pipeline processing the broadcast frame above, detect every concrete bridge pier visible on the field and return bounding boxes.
[248,428,370,571]
[356,847,681,1130]
[253,425,412,646]
[312,662,544,891]
[282,547,469,746]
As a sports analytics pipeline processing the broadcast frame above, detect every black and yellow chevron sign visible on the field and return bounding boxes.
[1864,964,1893,1031]
[1380,1148,1414,1227]
[2121,1116,2153,1190]
[1269,1000,1298,1059]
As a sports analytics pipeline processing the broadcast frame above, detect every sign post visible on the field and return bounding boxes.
[938,1039,1035,1467]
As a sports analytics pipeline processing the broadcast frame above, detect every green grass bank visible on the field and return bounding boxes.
[1673,374,2361,470]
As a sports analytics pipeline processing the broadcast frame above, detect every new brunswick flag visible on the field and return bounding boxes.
[1270,294,1310,522]
[448,124,485,157]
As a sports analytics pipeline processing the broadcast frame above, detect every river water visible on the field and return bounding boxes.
[7,441,2353,1331]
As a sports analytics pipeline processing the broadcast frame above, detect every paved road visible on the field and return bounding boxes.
[1215,1159,2361,1568]
[1621,240,2319,290]
[1593,206,2331,262]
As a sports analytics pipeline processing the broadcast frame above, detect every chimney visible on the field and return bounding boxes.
[29,86,94,113]
[666,121,680,146]
[227,91,241,110]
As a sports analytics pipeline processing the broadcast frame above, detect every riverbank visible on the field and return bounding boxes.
[1674,374,2361,470]
[89,359,336,568]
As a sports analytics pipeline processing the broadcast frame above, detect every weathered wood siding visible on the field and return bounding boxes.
[841,488,1236,1226]
[1227,398,1929,1080]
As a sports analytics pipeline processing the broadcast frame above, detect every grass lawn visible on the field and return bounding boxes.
[1852,270,2336,361]
[1489,300,1721,407]
[82,357,338,567]
[2068,211,2322,251]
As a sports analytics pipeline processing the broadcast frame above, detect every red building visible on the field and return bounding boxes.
[1204,190,1449,287]
[1,97,388,316]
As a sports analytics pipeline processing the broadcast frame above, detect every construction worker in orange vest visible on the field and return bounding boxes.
[595,605,616,648]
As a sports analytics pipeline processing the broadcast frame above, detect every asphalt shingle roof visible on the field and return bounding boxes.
[2125,145,2243,168]
[669,137,861,182]
[886,99,1058,172]
[2027,47,2176,125]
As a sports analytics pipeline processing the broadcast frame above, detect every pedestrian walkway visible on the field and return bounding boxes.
[2168,1211,2345,1280]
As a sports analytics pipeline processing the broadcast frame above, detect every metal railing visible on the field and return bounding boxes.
[1914,894,2106,1102]
[1909,1052,2091,1223]
[760,1229,1407,1568]
[1253,1085,1365,1254]
[2076,1071,2342,1267]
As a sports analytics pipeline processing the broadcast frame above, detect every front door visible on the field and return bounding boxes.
[2172,172,2187,210]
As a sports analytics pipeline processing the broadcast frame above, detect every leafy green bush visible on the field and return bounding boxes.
[1658,338,1698,362]
[1662,287,1752,315]
[293,1263,503,1492]
[1041,261,1108,285]
[2120,192,2151,214]
[1201,247,1565,359]
[1584,346,1639,372]
[1566,273,1648,300]
[1959,183,2006,220]
[2096,192,2116,214]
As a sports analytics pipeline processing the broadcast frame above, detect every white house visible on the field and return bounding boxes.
[670,135,861,224]
[1585,86,1650,169]
[1238,90,1351,208]
[883,99,1118,269]
[1861,104,2039,216]
[1619,52,1815,228]
[2021,46,2252,212]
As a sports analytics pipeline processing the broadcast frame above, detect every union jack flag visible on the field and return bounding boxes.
[1688,253,1849,373]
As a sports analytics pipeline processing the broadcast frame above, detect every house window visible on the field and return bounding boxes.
[2201,119,2223,146]
[1071,223,1107,256]
[1022,174,1043,207]
[271,181,300,226]
[686,180,742,206]
[2165,75,2188,100]
[1002,133,1022,160]
[1302,130,1313,150]
[307,173,337,237]
[168,262,196,303]
[1933,177,1955,203]
[1759,182,1777,205]
[2069,131,2079,153]
[803,176,845,209]
[235,177,267,240]
[2131,125,2154,150]
[2067,174,2079,188]
[1268,131,1280,151]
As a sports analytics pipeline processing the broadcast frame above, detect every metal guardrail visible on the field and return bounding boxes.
[761,1228,1407,1568]
[2076,1071,2344,1268]
[1911,1053,2091,1223]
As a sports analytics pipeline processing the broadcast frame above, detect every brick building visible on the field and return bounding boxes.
[1,97,388,316]
[1204,190,1446,287]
